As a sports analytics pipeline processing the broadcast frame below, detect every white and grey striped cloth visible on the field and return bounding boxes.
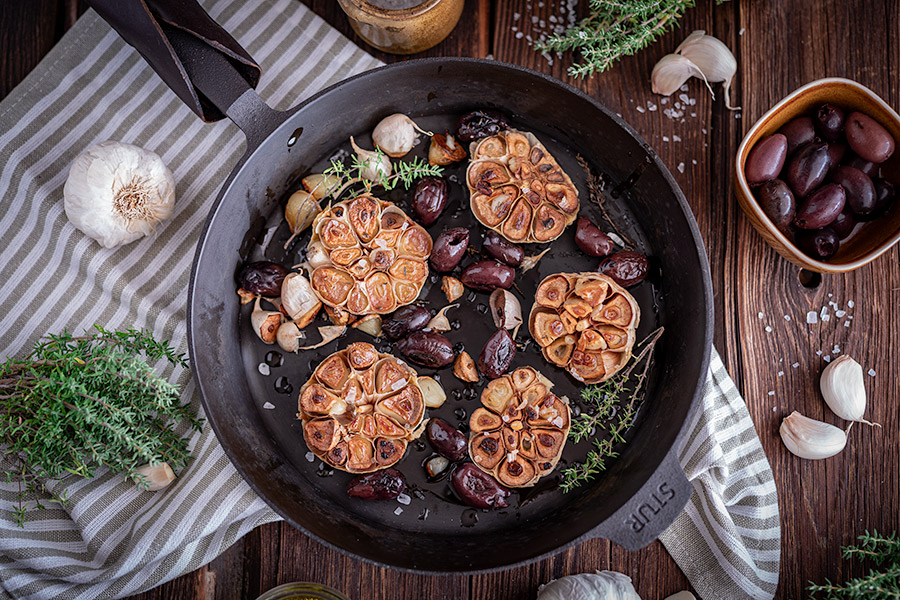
[0,1,779,598]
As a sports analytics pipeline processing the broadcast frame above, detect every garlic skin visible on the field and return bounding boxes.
[350,136,392,181]
[280,272,321,328]
[276,320,305,353]
[490,289,523,330]
[133,462,175,491]
[820,355,878,425]
[372,113,432,158]
[780,411,848,459]
[675,30,739,110]
[251,296,282,344]
[64,141,175,248]
[418,376,446,408]
[427,304,458,333]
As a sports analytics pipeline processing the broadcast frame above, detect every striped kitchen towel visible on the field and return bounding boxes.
[0,0,779,598]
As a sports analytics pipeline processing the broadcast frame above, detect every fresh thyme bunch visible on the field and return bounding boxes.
[535,0,726,78]
[808,531,900,598]
[0,327,202,525]
[325,147,443,200]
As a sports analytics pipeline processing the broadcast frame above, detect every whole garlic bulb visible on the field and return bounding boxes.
[64,141,175,248]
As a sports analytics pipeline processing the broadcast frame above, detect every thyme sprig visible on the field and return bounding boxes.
[326,147,443,200]
[808,531,900,598]
[560,326,664,493]
[0,327,202,526]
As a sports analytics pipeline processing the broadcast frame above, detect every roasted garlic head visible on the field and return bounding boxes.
[466,129,579,243]
[306,194,433,315]
[468,366,570,487]
[298,343,426,473]
[529,273,640,384]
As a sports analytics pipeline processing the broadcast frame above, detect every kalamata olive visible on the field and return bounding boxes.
[829,165,876,215]
[395,331,455,368]
[427,418,467,461]
[460,260,515,291]
[793,183,846,229]
[382,305,431,341]
[779,116,816,155]
[826,142,847,167]
[411,176,449,226]
[745,134,788,186]
[845,112,895,163]
[478,329,516,379]
[786,142,832,198]
[814,104,845,142]
[455,109,509,143]
[597,251,649,287]
[843,154,878,177]
[795,228,840,260]
[830,207,857,239]
[347,468,406,500]
[861,178,898,221]
[430,227,470,272]
[482,230,524,266]
[237,261,288,296]
[574,217,615,257]
[755,179,795,232]
[451,463,510,509]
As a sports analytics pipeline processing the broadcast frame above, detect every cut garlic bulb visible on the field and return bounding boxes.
[64,141,175,248]
[780,411,848,460]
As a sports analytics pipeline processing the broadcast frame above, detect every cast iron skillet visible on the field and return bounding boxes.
[89,0,713,573]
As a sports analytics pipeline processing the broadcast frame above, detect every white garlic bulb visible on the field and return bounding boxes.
[372,113,431,158]
[780,411,849,460]
[64,141,175,248]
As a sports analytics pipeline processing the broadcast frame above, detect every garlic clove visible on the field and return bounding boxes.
[675,30,739,110]
[651,54,710,97]
[133,462,175,491]
[284,189,322,235]
[490,289,523,330]
[441,276,465,303]
[302,173,341,201]
[429,131,467,166]
[350,136,392,182]
[780,411,848,459]
[453,351,479,383]
[372,113,432,158]
[418,376,447,408]
[280,272,321,327]
[251,296,282,344]
[820,355,879,425]
[352,314,383,338]
[276,320,305,353]
[427,304,458,333]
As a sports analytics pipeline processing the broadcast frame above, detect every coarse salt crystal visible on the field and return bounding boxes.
[844,321,851,327]
[607,232,625,246]
[739,27,745,35]
[397,493,411,505]
[765,326,772,332]
[848,300,855,308]
[692,159,697,165]
[822,314,830,322]
[305,451,315,462]
[673,135,682,142]
[829,301,838,310]
[832,344,840,353]
[263,402,275,410]
[677,162,685,173]
[501,414,510,422]
[816,350,823,356]
[835,310,846,317]
[258,363,270,376]
[390,378,407,391]
[784,315,791,321]
[758,312,764,319]
[506,450,519,462]
[868,369,876,377]
[663,136,670,142]
[777,371,784,377]
[772,406,777,412]
[515,31,524,39]
[767,390,775,396]
[806,311,818,324]
[820,306,829,317]
[648,103,658,111]
[823,355,831,362]
[394,507,403,516]
[551,416,564,428]
[680,84,689,92]
[636,106,646,113]
[702,128,708,135]
[792,362,800,368]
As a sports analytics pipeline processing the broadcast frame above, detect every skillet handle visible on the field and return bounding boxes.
[86,0,285,144]
[588,446,692,551]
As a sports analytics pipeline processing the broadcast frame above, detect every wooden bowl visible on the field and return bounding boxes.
[735,78,900,273]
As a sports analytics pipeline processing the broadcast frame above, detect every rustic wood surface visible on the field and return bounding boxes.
[2,0,899,597]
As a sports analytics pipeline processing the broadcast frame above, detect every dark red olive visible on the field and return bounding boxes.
[451,463,510,509]
[755,179,796,232]
[745,134,788,186]
[237,261,288,296]
[786,142,832,198]
[779,116,816,155]
[861,178,897,221]
[482,230,524,266]
[427,418,467,461]
[826,142,847,168]
[574,217,614,257]
[430,228,470,272]
[795,228,840,260]
[829,207,857,239]
[829,165,875,215]
[597,251,649,287]
[478,329,516,379]
[347,468,406,500]
[382,305,431,341]
[843,154,878,177]
[794,183,846,229]
[845,112,895,163]
[411,176,449,226]
[455,109,509,143]
[814,104,845,142]
[460,260,515,291]
[395,332,455,368]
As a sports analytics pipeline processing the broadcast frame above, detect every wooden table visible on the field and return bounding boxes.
[2,1,898,597]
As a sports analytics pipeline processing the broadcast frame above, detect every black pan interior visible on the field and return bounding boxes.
[188,59,712,573]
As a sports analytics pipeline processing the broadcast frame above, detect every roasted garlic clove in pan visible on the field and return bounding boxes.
[307,194,433,316]
[529,273,640,384]
[468,366,570,487]
[298,343,426,473]
[466,129,579,243]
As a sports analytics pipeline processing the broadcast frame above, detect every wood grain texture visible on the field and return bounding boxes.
[2,0,899,597]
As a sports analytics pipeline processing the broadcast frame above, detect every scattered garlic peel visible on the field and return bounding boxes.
[520,247,552,273]
[297,325,346,350]
[427,303,458,332]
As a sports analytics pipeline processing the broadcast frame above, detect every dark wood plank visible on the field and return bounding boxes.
[0,0,68,98]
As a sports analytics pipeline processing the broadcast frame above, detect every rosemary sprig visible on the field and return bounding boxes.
[560,326,664,493]
[807,531,900,598]
[0,327,202,526]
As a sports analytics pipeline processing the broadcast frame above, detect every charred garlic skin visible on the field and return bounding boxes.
[529,273,640,384]
[305,194,433,316]
[297,342,426,474]
[468,366,570,488]
[466,129,580,244]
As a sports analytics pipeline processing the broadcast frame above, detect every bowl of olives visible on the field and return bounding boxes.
[735,77,900,272]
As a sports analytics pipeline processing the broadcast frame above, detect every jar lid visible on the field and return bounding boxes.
[254,582,351,600]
